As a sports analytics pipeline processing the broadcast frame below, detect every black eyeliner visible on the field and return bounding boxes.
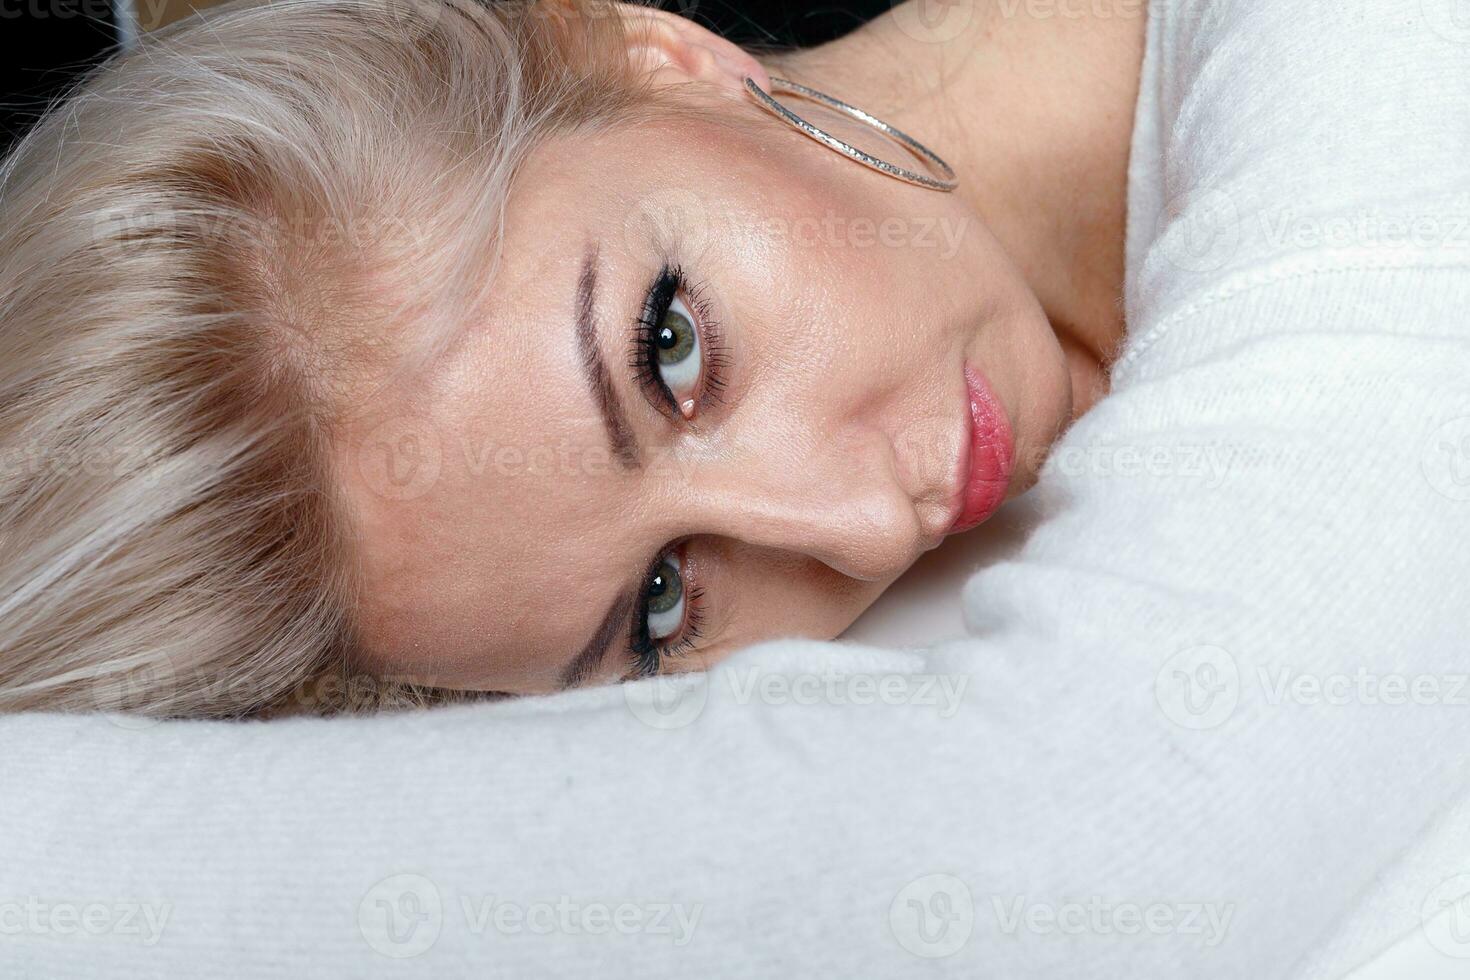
[627,549,669,677]
[628,265,684,414]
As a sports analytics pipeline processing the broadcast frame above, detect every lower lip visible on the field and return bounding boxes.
[950,365,1016,534]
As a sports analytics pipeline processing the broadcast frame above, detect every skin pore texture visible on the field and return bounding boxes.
[340,1,1147,695]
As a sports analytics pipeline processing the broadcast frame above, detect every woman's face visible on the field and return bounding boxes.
[341,69,1073,695]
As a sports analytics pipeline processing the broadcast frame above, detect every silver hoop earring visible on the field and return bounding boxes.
[743,76,959,193]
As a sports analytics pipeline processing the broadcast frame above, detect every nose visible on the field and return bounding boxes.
[678,429,929,583]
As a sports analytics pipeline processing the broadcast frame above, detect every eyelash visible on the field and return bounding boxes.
[628,571,707,678]
[622,264,727,676]
[627,264,730,417]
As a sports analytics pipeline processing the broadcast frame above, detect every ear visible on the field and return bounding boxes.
[620,6,771,98]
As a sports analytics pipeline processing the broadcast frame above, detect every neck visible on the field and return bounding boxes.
[777,0,1147,413]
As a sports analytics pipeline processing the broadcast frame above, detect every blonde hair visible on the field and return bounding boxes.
[0,0,654,716]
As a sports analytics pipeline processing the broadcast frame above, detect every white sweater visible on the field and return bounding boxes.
[2,1,1468,977]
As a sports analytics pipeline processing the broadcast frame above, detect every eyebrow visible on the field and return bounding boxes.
[575,244,641,470]
[557,586,638,691]
[559,244,643,691]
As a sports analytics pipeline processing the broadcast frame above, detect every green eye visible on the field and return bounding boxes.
[655,306,696,365]
[641,281,704,406]
[645,557,685,639]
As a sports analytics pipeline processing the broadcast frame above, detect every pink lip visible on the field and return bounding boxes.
[950,365,1015,535]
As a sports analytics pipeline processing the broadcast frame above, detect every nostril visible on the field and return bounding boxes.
[916,498,957,548]
[892,415,956,492]
[886,413,964,545]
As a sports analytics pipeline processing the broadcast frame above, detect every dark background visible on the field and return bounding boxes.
[0,0,893,154]
[1,1,123,151]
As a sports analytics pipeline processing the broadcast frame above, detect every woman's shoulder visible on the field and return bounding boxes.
[1122,0,1470,365]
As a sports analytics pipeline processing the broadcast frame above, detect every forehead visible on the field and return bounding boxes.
[340,142,673,691]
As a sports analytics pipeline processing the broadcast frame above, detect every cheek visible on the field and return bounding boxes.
[719,547,886,648]
[749,187,986,362]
